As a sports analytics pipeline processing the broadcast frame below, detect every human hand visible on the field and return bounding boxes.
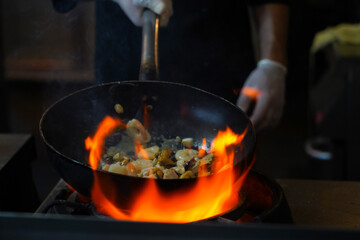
[236,59,287,131]
[112,0,173,26]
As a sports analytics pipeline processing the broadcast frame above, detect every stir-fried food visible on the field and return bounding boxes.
[100,118,214,179]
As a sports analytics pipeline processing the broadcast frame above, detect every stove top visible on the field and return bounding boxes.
[2,173,360,240]
[1,211,359,240]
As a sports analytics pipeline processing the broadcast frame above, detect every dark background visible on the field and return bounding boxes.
[1,0,360,204]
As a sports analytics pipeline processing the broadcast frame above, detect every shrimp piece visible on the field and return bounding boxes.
[137,145,160,159]
[163,169,179,179]
[175,149,198,162]
[181,138,194,148]
[108,162,128,175]
[173,165,185,175]
[131,159,153,173]
[126,119,151,144]
[139,167,163,179]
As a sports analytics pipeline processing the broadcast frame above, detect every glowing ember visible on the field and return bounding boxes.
[85,116,253,223]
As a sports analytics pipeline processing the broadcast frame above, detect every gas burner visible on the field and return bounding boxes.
[36,170,293,224]
[241,170,293,223]
[38,185,93,216]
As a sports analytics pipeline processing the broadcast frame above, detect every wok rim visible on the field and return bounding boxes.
[39,80,256,181]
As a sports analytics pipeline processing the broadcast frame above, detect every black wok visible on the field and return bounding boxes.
[40,10,255,212]
[39,81,256,209]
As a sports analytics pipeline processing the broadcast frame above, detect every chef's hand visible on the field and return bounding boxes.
[112,0,173,26]
[236,59,287,131]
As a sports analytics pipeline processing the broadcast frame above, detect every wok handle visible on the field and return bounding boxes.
[139,9,159,81]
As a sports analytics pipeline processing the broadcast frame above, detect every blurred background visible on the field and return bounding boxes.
[0,0,360,208]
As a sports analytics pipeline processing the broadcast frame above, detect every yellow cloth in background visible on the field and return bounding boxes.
[311,23,360,53]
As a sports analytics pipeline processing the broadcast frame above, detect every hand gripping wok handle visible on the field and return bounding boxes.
[139,9,159,81]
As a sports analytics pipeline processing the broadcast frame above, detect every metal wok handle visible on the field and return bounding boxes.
[139,9,159,81]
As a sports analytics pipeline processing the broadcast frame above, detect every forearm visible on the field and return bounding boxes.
[250,4,289,66]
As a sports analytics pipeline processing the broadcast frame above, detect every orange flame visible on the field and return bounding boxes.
[134,139,149,159]
[85,116,254,223]
[198,138,207,158]
[240,87,261,101]
[85,116,126,168]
